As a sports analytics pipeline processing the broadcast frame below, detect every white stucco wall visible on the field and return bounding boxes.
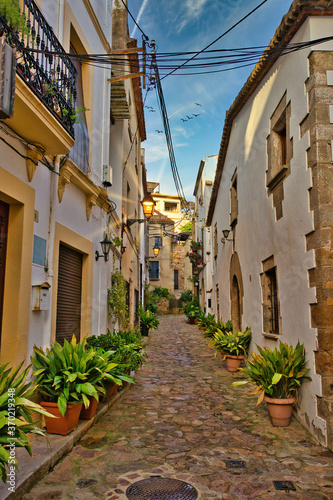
[210,17,333,444]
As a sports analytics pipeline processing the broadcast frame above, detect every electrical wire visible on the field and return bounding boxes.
[18,36,333,77]
[160,0,269,80]
[119,0,149,41]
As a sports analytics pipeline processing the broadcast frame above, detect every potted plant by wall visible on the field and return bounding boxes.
[86,329,145,398]
[203,319,233,339]
[0,361,54,483]
[138,307,160,336]
[232,341,311,426]
[31,336,114,433]
[183,298,201,324]
[209,327,252,372]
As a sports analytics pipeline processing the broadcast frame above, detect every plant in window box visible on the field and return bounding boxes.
[232,341,311,426]
[209,327,251,372]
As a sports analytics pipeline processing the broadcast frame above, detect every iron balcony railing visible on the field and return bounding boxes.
[0,0,77,137]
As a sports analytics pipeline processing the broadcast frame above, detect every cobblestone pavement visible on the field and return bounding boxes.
[23,315,333,499]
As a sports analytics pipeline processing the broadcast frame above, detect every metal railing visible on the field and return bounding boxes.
[0,0,77,137]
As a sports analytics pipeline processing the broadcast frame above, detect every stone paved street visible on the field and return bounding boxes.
[23,315,333,499]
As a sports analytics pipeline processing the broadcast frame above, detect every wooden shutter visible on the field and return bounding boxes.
[0,201,9,343]
[56,244,82,345]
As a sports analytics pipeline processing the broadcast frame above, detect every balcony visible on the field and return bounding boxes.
[0,0,76,155]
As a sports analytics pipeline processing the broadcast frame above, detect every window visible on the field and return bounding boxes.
[154,236,162,248]
[68,44,89,174]
[164,202,178,213]
[230,173,238,227]
[174,269,179,290]
[266,93,293,221]
[214,223,218,258]
[261,256,280,335]
[149,261,159,280]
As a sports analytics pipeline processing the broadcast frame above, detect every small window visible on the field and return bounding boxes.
[261,256,280,335]
[266,93,293,221]
[214,224,218,258]
[230,174,238,227]
[154,236,162,248]
[164,202,178,213]
[149,261,159,280]
[174,269,179,290]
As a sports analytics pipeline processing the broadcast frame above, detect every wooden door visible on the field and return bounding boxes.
[0,201,9,343]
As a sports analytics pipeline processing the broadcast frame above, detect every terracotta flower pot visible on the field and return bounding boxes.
[225,354,245,372]
[101,382,119,402]
[80,396,98,420]
[264,396,295,427]
[41,401,82,435]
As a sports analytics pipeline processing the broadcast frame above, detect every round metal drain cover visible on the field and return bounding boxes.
[126,477,198,499]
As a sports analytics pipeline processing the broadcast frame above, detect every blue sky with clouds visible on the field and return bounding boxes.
[128,0,293,200]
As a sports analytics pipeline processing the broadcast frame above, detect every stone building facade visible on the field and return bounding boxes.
[205,0,333,449]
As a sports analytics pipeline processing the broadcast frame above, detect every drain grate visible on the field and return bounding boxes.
[225,460,246,469]
[273,480,296,491]
[126,476,198,499]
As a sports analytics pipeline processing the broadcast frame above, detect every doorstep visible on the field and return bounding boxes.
[0,385,131,500]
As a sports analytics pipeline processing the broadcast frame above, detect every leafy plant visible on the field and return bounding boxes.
[178,289,193,308]
[203,319,233,338]
[108,268,129,330]
[232,341,311,405]
[86,330,147,374]
[183,298,201,321]
[0,0,28,34]
[31,336,117,416]
[209,327,252,357]
[138,307,159,330]
[0,362,54,483]
[197,312,215,329]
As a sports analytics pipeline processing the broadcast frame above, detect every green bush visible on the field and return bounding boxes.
[178,289,193,308]
[86,330,147,373]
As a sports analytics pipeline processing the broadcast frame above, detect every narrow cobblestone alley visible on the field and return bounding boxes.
[23,315,333,499]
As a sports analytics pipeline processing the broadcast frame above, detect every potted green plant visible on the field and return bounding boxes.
[138,307,159,336]
[209,327,252,372]
[203,319,233,339]
[0,361,54,483]
[232,341,311,426]
[183,299,201,324]
[86,329,145,397]
[31,336,116,433]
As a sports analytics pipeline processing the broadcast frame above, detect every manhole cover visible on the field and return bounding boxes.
[126,476,198,499]
[225,460,246,469]
[273,480,296,491]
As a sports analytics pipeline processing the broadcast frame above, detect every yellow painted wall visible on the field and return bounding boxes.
[0,166,35,367]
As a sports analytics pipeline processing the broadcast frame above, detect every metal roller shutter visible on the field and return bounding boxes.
[55,244,82,345]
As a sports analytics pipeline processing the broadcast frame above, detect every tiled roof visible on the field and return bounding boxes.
[206,0,333,225]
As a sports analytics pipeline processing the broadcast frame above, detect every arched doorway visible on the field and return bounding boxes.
[231,275,241,331]
[229,252,244,331]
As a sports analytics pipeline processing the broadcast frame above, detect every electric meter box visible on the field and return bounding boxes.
[32,282,51,311]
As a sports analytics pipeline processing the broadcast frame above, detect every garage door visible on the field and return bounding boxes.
[55,244,82,345]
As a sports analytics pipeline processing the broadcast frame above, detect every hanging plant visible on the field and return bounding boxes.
[0,0,28,34]
[108,268,129,330]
